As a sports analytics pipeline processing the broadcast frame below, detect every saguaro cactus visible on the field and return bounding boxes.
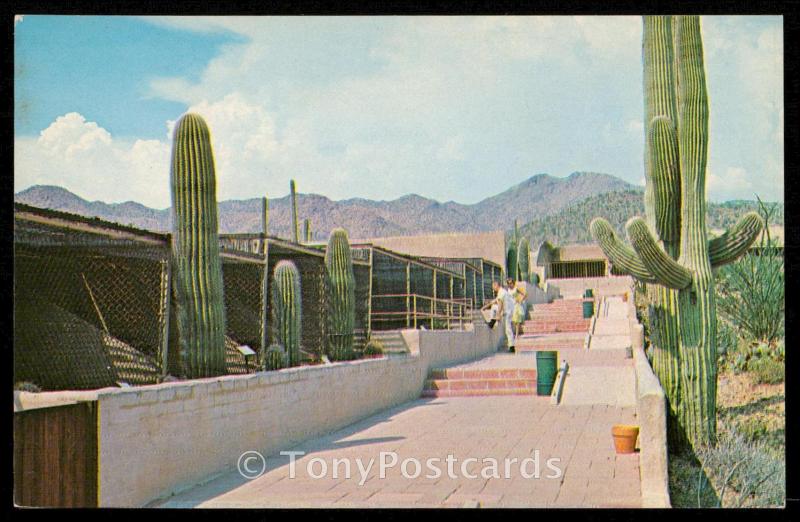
[325,228,356,360]
[517,237,530,282]
[169,113,227,378]
[268,196,269,236]
[272,260,302,367]
[290,179,299,243]
[303,218,312,243]
[170,114,225,378]
[589,16,763,449]
[506,240,518,281]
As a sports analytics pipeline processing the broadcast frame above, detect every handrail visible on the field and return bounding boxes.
[370,293,473,330]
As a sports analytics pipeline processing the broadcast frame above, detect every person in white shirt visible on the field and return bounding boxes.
[501,278,518,352]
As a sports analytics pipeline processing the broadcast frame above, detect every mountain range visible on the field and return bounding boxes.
[15,171,636,239]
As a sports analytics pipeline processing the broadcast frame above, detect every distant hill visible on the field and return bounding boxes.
[14,171,636,239]
[514,190,784,251]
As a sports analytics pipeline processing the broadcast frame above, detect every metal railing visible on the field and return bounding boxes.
[370,294,473,330]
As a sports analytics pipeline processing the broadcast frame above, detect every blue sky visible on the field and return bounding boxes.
[14,15,783,208]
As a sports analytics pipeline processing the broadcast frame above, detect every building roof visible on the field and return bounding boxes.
[353,230,506,268]
[535,241,608,265]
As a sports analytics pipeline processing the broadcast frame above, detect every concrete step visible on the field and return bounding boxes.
[423,367,537,397]
[429,368,536,380]
[421,388,536,398]
[425,377,536,391]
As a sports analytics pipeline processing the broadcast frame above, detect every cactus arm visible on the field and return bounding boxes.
[589,217,658,284]
[648,116,681,248]
[626,217,693,289]
[708,212,764,267]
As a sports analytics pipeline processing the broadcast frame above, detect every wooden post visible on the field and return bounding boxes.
[260,241,270,354]
[449,276,453,330]
[367,248,373,337]
[158,257,172,377]
[406,262,411,328]
[432,269,437,329]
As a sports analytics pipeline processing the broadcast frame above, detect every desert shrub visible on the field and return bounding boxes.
[363,339,385,357]
[735,417,771,443]
[14,381,41,393]
[697,430,785,507]
[716,198,784,345]
[749,357,785,385]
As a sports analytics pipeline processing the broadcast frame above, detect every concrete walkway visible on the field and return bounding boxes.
[156,394,639,508]
[155,295,643,509]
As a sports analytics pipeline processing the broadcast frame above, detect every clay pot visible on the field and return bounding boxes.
[612,424,639,454]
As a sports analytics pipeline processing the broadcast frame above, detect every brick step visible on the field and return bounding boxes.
[429,368,536,380]
[525,326,589,334]
[424,378,536,392]
[516,343,583,352]
[421,388,537,398]
[524,322,590,330]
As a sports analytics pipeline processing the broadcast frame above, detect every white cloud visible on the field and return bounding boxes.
[15,113,171,207]
[707,166,754,201]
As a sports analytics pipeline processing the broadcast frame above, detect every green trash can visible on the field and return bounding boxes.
[584,288,593,298]
[582,300,594,318]
[536,350,558,396]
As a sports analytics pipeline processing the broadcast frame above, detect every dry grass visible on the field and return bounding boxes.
[668,367,785,507]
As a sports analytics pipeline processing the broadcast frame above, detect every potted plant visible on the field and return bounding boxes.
[611,424,639,454]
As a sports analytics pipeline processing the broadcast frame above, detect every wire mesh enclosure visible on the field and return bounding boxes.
[355,245,470,331]
[14,205,170,390]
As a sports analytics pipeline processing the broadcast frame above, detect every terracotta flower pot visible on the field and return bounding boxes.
[612,424,639,454]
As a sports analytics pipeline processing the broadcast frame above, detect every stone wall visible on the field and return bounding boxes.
[89,319,501,507]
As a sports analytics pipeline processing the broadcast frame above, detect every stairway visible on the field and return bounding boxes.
[422,367,537,397]
[521,298,592,335]
[368,330,409,355]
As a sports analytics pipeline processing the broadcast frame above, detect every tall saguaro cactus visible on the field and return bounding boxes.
[303,218,312,243]
[169,113,227,378]
[273,260,302,367]
[325,228,356,360]
[268,196,269,236]
[589,16,763,449]
[290,179,299,243]
[517,237,530,282]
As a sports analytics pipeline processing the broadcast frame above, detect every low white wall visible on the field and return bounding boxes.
[547,276,634,299]
[626,299,670,508]
[94,321,501,507]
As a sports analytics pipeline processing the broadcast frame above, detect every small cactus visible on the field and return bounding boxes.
[262,343,288,371]
[261,196,269,236]
[303,218,311,243]
[272,260,302,366]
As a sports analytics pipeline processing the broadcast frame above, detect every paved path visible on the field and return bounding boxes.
[156,294,643,509]
[157,388,640,508]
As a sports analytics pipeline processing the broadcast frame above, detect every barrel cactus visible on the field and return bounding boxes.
[262,343,288,371]
[290,179,299,242]
[272,260,302,367]
[169,113,227,378]
[325,228,355,361]
[589,16,763,449]
[517,237,530,282]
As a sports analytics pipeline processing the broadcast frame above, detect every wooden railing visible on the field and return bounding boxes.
[371,294,473,330]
